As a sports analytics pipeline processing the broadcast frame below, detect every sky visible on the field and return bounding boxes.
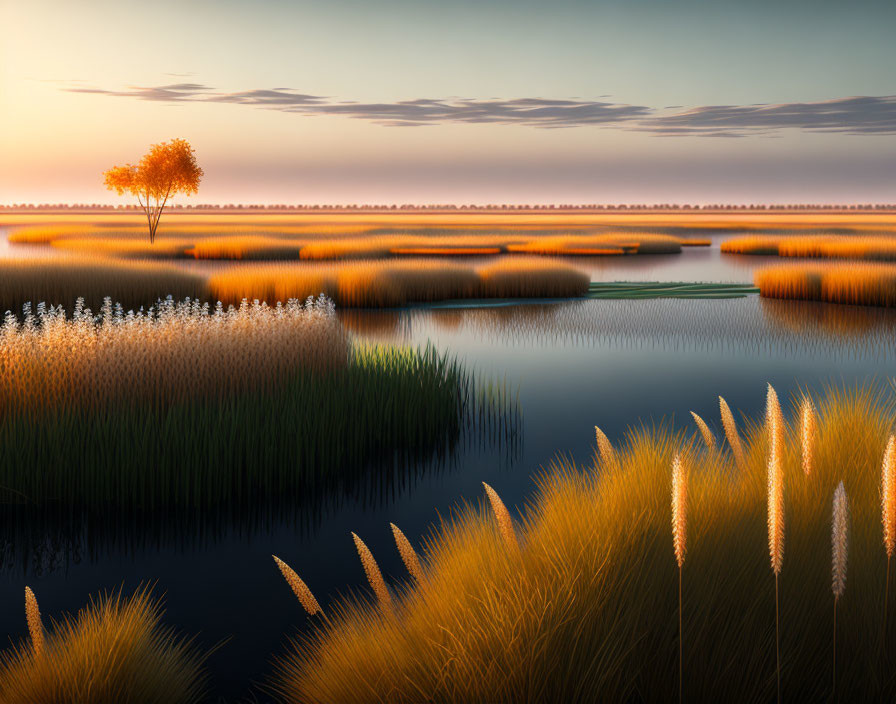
[1,0,895,205]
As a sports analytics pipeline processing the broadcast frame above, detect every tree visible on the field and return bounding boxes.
[104,139,202,243]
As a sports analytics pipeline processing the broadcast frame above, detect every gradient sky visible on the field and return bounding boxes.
[2,0,895,204]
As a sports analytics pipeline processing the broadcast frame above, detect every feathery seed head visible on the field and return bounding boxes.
[832,482,849,599]
[767,434,785,576]
[671,453,688,568]
[482,482,518,550]
[352,533,392,607]
[882,436,896,558]
[390,523,424,583]
[719,396,746,469]
[24,586,44,655]
[800,397,816,476]
[690,411,715,449]
[272,555,322,616]
[594,426,619,472]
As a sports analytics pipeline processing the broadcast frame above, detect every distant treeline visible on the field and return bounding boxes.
[2,203,896,212]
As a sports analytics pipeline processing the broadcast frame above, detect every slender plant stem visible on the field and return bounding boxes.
[679,565,683,704]
[776,573,781,704]
[886,556,891,657]
[833,596,837,700]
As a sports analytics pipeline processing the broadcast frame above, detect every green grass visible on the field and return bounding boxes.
[586,281,760,299]
[271,385,896,703]
[0,344,482,513]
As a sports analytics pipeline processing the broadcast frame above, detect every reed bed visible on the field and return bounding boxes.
[272,385,896,703]
[0,297,477,512]
[755,262,896,307]
[0,257,206,314]
[722,234,896,261]
[0,587,208,704]
[207,259,589,308]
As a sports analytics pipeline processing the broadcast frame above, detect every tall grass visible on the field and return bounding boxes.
[0,297,484,513]
[272,385,896,703]
[0,587,208,704]
[831,482,849,695]
[671,453,687,704]
[755,262,896,307]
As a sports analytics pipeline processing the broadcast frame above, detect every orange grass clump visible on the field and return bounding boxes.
[351,533,392,608]
[390,523,425,583]
[0,587,208,704]
[206,259,589,308]
[24,588,44,656]
[690,411,715,449]
[718,396,746,470]
[482,482,517,550]
[723,234,896,261]
[0,295,346,413]
[755,263,896,308]
[187,236,303,260]
[272,556,323,617]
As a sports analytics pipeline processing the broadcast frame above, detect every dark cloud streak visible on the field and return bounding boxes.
[64,83,896,135]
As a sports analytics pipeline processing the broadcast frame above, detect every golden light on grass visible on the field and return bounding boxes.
[24,588,44,656]
[722,234,896,261]
[831,482,849,696]
[719,396,746,469]
[482,482,517,551]
[272,556,322,617]
[690,411,715,449]
[766,383,785,464]
[351,533,392,608]
[800,397,817,476]
[390,523,424,583]
[594,425,620,472]
[671,453,687,704]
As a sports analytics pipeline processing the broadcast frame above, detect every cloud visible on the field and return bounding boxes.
[640,95,896,136]
[64,83,896,135]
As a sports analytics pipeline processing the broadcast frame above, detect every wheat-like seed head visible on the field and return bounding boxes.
[800,397,816,476]
[719,396,746,469]
[482,482,518,550]
[671,453,688,568]
[690,412,715,449]
[882,435,896,558]
[351,533,392,607]
[767,429,785,576]
[594,426,619,472]
[832,482,849,599]
[24,587,44,655]
[766,383,785,463]
[272,555,322,616]
[390,523,424,582]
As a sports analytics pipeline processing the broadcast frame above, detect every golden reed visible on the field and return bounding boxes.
[719,396,746,470]
[766,383,785,704]
[24,587,44,656]
[690,412,715,449]
[352,533,392,608]
[390,523,424,583]
[882,435,896,635]
[832,482,849,696]
[671,453,688,704]
[272,556,322,616]
[482,483,518,551]
[800,397,817,476]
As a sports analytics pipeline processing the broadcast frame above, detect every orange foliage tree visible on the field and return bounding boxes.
[104,139,203,243]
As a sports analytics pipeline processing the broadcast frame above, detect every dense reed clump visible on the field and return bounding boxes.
[0,295,345,413]
[207,258,589,308]
[0,257,205,314]
[0,588,208,704]
[722,234,896,261]
[755,262,896,308]
[0,297,482,513]
[272,385,896,703]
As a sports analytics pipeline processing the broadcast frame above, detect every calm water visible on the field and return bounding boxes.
[1,231,895,701]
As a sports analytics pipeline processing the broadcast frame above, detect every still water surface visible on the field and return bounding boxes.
[0,234,894,700]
